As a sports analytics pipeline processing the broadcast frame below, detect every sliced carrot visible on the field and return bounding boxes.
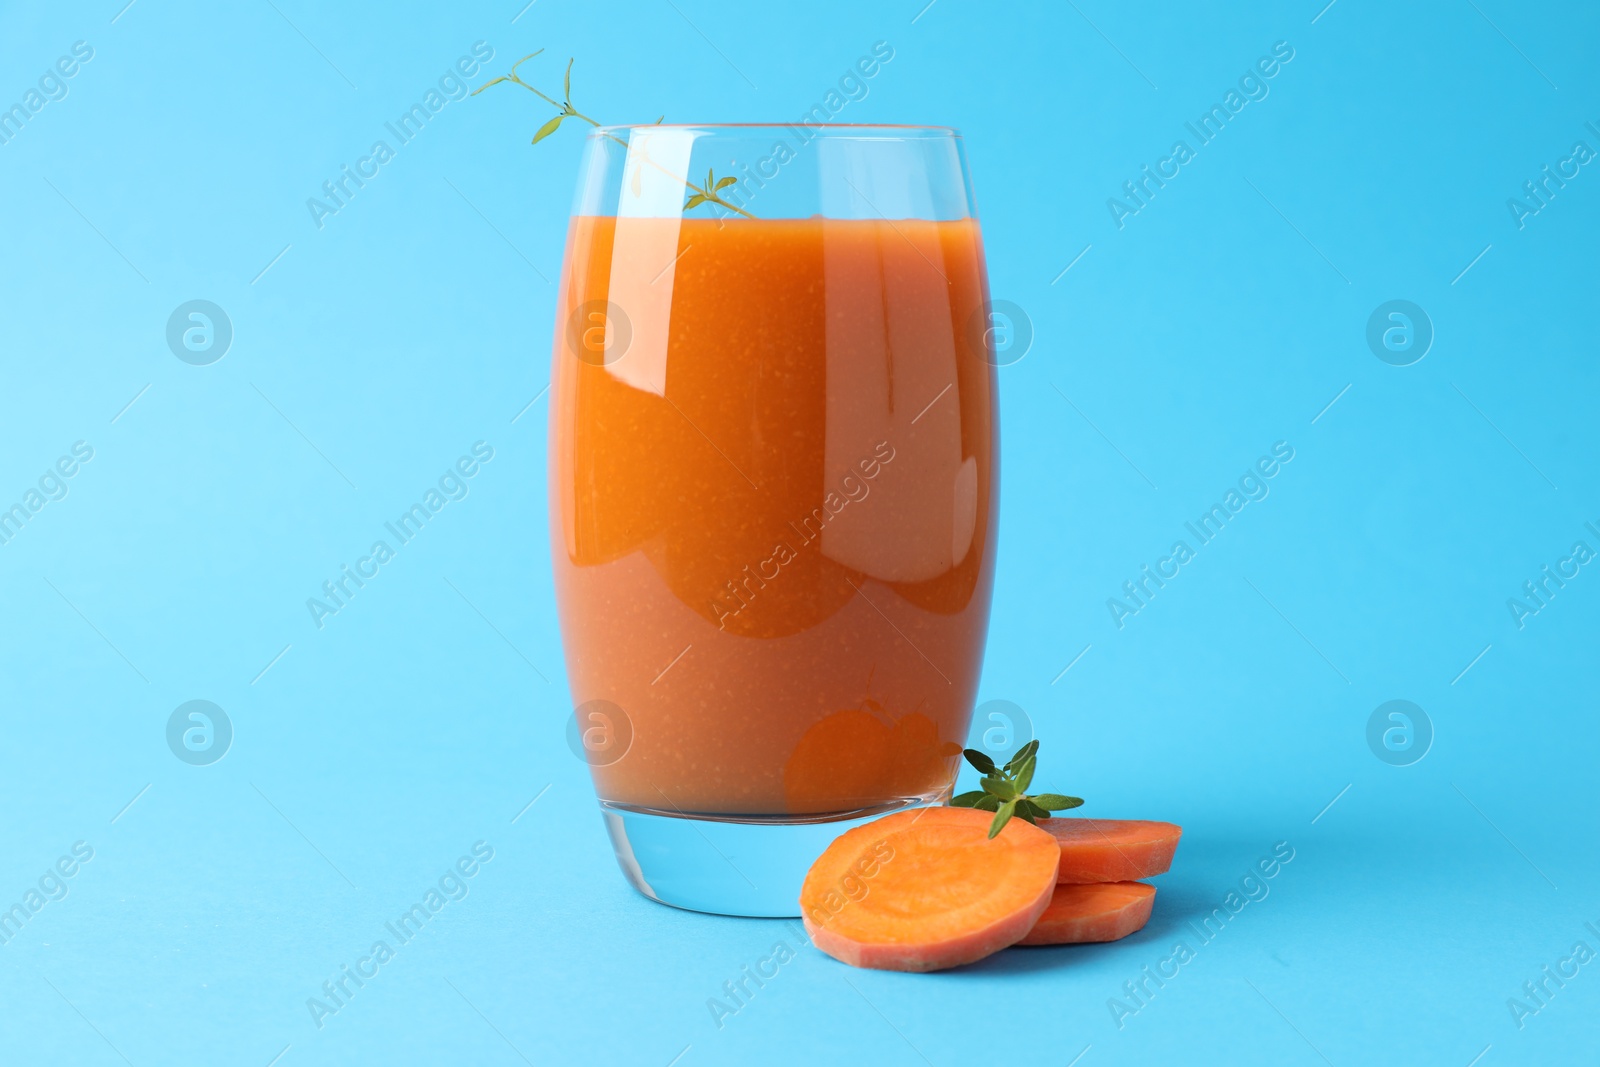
[1042,818,1182,883]
[1016,881,1155,946]
[801,806,1059,972]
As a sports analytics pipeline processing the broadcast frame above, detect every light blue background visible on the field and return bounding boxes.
[2,0,1596,1064]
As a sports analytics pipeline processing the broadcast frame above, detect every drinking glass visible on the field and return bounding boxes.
[550,124,999,916]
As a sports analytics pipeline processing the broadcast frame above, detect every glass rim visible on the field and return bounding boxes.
[592,122,961,136]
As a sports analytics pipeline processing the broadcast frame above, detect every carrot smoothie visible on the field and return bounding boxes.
[550,214,998,816]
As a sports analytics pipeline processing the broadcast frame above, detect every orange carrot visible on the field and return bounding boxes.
[1016,881,1155,946]
[801,806,1059,972]
[1042,818,1182,883]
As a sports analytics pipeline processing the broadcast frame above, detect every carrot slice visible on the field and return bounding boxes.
[1016,881,1155,945]
[801,806,1059,972]
[1042,818,1182,883]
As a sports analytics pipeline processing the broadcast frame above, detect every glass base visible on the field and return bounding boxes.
[600,798,934,917]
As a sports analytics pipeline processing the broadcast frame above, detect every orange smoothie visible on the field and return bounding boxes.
[550,215,997,816]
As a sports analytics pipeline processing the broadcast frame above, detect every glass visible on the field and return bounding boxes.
[549,124,999,916]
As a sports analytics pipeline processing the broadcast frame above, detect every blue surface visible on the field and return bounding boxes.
[2,1,1597,1064]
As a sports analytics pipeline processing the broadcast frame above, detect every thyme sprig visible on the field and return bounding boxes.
[950,740,1084,839]
[473,52,754,219]
[686,168,740,212]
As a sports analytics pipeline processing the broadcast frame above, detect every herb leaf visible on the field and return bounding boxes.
[950,791,986,808]
[1005,739,1040,772]
[531,115,564,144]
[963,749,998,775]
[973,794,1001,812]
[1013,755,1036,794]
[980,776,1016,800]
[1017,798,1051,822]
[989,799,1018,838]
[1031,794,1084,811]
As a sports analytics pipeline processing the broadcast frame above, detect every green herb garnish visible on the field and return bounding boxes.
[472,50,600,144]
[473,52,755,219]
[950,740,1083,839]
[684,167,742,214]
